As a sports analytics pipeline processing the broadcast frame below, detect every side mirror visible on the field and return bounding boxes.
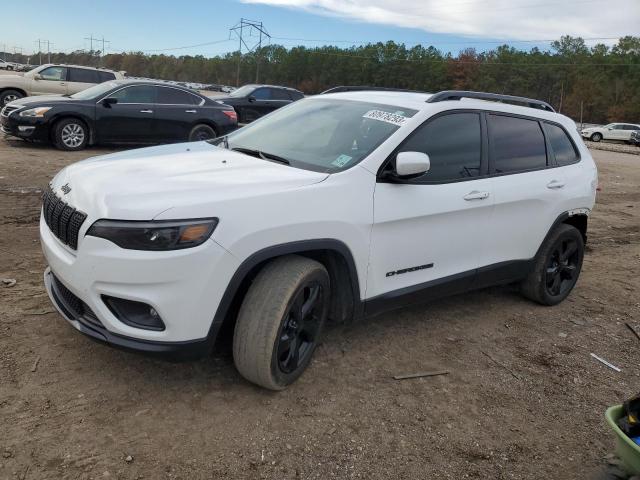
[394,151,431,179]
[248,95,256,103]
[33,73,42,80]
[101,97,118,107]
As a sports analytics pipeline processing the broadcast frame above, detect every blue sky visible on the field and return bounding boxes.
[2,0,636,58]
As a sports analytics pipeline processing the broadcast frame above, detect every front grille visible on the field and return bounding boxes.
[51,274,103,328]
[1,105,19,117]
[42,187,87,250]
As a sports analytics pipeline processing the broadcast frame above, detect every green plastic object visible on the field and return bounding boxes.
[606,404,640,475]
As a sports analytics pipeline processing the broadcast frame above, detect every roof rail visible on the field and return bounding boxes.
[426,90,555,112]
[321,86,427,94]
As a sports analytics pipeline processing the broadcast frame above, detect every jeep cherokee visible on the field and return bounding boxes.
[41,90,598,390]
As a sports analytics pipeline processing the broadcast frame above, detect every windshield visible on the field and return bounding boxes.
[229,85,256,98]
[70,82,119,100]
[222,98,417,172]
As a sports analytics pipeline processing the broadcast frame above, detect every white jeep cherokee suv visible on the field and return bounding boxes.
[41,90,597,390]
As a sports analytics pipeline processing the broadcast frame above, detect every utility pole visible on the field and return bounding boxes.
[229,18,270,86]
[84,34,109,65]
[35,39,48,65]
[1,43,6,61]
[46,41,53,63]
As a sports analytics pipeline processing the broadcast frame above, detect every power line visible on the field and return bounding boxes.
[271,36,624,46]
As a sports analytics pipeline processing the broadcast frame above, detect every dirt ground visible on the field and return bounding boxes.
[0,136,639,480]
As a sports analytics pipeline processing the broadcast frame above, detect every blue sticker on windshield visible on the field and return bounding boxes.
[332,154,353,168]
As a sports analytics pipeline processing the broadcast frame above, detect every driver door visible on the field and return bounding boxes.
[29,66,68,96]
[366,112,492,311]
[96,85,156,143]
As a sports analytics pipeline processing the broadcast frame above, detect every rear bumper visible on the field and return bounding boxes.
[44,267,212,360]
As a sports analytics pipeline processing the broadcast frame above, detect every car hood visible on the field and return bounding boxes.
[9,95,75,108]
[50,141,329,220]
[0,74,25,84]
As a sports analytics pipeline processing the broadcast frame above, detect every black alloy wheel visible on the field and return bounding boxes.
[276,282,324,374]
[545,237,580,297]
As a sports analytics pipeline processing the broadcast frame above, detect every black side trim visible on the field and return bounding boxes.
[208,239,364,337]
[365,259,534,318]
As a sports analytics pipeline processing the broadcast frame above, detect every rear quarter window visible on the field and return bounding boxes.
[544,122,580,166]
[98,71,116,82]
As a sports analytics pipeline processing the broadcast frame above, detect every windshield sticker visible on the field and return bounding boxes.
[332,154,353,168]
[363,110,408,126]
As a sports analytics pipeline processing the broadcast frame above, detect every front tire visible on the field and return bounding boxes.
[233,255,330,390]
[521,224,584,306]
[0,89,23,106]
[590,132,603,142]
[188,124,216,142]
[53,118,88,151]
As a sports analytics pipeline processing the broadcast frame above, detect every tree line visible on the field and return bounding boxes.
[4,35,639,123]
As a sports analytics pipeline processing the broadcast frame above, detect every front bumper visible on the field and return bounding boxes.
[40,214,241,358]
[1,114,49,141]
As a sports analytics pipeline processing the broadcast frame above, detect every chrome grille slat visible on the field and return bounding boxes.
[42,187,87,250]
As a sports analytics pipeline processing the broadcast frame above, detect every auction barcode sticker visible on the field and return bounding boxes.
[362,110,408,126]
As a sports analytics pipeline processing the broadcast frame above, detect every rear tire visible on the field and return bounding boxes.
[0,89,23,106]
[590,132,603,142]
[233,255,330,390]
[520,224,584,306]
[188,124,216,142]
[53,118,88,151]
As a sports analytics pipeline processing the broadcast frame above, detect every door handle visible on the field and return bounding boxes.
[140,109,153,114]
[185,109,197,113]
[546,180,565,189]
[463,190,490,201]
[60,82,66,86]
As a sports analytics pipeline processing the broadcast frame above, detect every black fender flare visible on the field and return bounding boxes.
[206,239,364,343]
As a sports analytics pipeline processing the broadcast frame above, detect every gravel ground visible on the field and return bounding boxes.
[1,138,639,479]
[584,140,640,156]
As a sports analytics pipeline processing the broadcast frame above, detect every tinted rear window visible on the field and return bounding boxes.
[544,122,579,166]
[489,115,547,173]
[269,88,291,100]
[157,87,201,105]
[98,71,116,82]
[69,68,100,84]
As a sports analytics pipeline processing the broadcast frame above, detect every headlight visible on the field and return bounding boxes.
[86,218,218,250]
[19,107,52,117]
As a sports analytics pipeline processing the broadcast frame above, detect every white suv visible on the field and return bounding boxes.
[41,90,597,390]
[581,122,640,143]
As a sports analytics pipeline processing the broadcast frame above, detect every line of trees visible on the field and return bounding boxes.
[4,35,639,123]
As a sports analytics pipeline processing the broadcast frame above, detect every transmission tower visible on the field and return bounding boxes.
[229,18,271,86]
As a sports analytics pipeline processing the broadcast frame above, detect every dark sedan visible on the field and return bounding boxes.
[0,80,238,150]
[216,84,304,124]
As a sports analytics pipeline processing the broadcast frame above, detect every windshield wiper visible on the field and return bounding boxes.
[231,147,290,165]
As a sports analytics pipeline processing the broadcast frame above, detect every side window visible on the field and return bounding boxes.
[612,124,625,130]
[398,113,482,182]
[69,68,100,84]
[544,123,579,166]
[624,125,639,131]
[252,88,270,100]
[157,87,201,105]
[39,66,67,81]
[269,88,291,100]
[489,114,547,173]
[98,71,116,82]
[109,86,156,104]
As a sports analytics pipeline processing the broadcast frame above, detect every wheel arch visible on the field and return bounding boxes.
[536,211,589,260]
[208,239,364,346]
[50,114,96,145]
[191,119,218,134]
[0,87,27,97]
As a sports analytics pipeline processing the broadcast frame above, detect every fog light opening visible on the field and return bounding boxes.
[102,296,166,331]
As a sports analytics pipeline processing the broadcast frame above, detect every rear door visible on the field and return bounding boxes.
[267,88,293,111]
[67,67,100,94]
[154,86,204,142]
[367,111,493,304]
[95,85,156,143]
[483,113,566,268]
[30,66,68,96]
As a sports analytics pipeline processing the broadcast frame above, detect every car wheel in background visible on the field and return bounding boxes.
[0,90,24,106]
[53,118,89,151]
[590,132,603,142]
[188,124,216,142]
[520,224,584,306]
[233,255,330,390]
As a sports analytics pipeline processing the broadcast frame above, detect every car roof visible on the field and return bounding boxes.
[243,84,302,93]
[38,63,118,73]
[318,90,571,124]
[107,79,202,91]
